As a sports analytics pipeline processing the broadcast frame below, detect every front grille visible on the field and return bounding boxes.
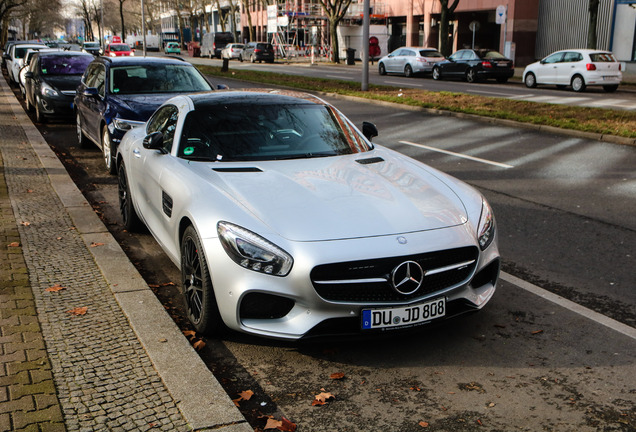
[310,247,478,303]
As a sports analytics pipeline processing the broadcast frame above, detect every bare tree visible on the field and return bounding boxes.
[117,0,126,37]
[587,0,600,49]
[240,0,254,42]
[77,0,94,40]
[318,0,353,63]
[438,0,459,57]
[1,0,27,45]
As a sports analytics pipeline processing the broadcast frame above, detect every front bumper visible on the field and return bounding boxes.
[202,224,500,340]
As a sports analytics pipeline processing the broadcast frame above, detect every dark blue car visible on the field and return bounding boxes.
[74,56,215,174]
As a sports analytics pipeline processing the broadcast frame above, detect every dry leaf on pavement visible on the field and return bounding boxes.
[330,372,345,380]
[45,284,66,292]
[66,306,88,316]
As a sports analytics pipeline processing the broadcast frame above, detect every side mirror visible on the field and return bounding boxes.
[143,131,164,151]
[25,71,34,79]
[362,122,378,141]
[216,84,229,90]
[83,87,99,97]
[2,53,10,60]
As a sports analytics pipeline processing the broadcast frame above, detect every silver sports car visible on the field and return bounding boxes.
[116,90,500,340]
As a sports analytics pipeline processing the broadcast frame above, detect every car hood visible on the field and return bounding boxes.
[110,93,177,121]
[43,75,83,92]
[196,149,469,242]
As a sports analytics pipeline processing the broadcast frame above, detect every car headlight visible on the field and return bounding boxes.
[112,118,145,132]
[477,198,495,251]
[218,222,293,276]
[40,82,59,97]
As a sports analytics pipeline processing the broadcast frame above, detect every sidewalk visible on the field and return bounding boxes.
[0,76,252,430]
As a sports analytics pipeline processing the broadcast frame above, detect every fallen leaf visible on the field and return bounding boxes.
[66,306,88,316]
[278,417,297,432]
[9,242,20,247]
[193,340,206,351]
[411,386,422,391]
[312,391,335,406]
[330,372,345,380]
[264,418,282,430]
[26,189,34,193]
[238,390,254,401]
[20,221,31,226]
[531,330,544,335]
[45,284,66,292]
[232,398,241,407]
[183,330,196,340]
[419,421,429,427]
[90,242,105,247]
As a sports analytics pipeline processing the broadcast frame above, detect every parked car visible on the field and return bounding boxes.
[221,43,244,60]
[82,41,101,56]
[3,42,48,84]
[201,32,234,58]
[432,49,514,83]
[378,47,445,77]
[2,40,41,69]
[74,56,217,174]
[116,90,500,340]
[24,51,94,123]
[164,42,181,54]
[19,48,60,98]
[241,42,275,63]
[103,43,134,57]
[522,49,622,93]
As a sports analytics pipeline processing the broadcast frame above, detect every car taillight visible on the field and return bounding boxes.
[619,63,622,71]
[254,49,262,53]
[586,63,596,71]
[482,61,492,68]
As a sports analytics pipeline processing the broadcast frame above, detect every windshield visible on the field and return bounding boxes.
[40,55,93,75]
[109,44,130,52]
[84,42,100,48]
[110,64,212,94]
[479,50,506,59]
[419,50,443,58]
[14,46,44,59]
[178,103,371,162]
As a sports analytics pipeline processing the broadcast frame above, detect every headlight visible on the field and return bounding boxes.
[477,198,495,251]
[40,82,59,97]
[112,118,144,132]
[218,222,293,276]
[109,52,116,57]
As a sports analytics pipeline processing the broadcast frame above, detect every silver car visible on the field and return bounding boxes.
[378,47,445,77]
[116,90,500,340]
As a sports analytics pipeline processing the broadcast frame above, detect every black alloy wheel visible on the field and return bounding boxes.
[117,161,142,232]
[181,225,222,335]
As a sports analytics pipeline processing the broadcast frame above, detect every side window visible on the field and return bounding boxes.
[146,105,179,153]
[94,65,106,97]
[544,52,564,64]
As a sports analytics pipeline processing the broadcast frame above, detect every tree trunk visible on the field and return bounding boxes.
[119,0,125,38]
[329,20,340,63]
[587,0,600,49]
[439,7,450,56]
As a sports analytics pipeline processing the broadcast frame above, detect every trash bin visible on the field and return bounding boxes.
[346,48,356,65]
[188,41,201,57]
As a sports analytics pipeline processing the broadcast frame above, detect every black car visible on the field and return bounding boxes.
[241,42,275,63]
[432,49,514,83]
[82,41,102,56]
[24,51,94,123]
[74,56,216,174]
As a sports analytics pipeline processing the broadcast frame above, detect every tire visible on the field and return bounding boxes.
[571,75,586,92]
[76,112,90,148]
[102,126,116,175]
[239,55,243,62]
[378,63,386,75]
[404,64,413,78]
[603,84,618,93]
[432,66,441,80]
[181,225,222,335]
[35,97,46,123]
[524,72,537,88]
[117,161,142,232]
[466,68,478,83]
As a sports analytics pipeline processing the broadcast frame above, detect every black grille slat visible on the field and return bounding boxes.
[311,247,478,303]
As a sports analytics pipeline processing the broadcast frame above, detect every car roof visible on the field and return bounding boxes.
[97,56,189,66]
[38,51,93,57]
[187,90,326,109]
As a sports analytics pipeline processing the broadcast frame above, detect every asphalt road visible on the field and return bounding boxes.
[8,74,636,431]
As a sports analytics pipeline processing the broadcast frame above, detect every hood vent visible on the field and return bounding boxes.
[212,167,263,173]
[356,157,385,165]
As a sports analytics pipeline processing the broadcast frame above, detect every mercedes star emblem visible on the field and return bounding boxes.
[391,261,425,295]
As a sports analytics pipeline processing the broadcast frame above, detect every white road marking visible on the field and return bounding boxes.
[326,74,351,79]
[501,272,636,341]
[385,80,424,87]
[399,140,514,168]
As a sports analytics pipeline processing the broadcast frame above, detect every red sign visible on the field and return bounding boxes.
[112,36,122,43]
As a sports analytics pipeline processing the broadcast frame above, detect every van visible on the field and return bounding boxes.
[201,32,234,59]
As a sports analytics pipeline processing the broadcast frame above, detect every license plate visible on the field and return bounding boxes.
[362,297,446,330]
[497,62,508,67]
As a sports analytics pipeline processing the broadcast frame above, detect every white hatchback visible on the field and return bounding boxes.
[523,49,622,92]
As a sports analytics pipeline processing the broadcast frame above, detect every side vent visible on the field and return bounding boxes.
[356,157,385,165]
[212,167,263,173]
[162,191,173,217]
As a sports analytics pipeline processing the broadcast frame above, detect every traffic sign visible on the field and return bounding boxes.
[496,5,506,24]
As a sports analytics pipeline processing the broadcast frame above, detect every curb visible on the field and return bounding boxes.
[1,75,252,431]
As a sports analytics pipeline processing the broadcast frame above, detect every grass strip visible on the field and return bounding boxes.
[196,65,636,139]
